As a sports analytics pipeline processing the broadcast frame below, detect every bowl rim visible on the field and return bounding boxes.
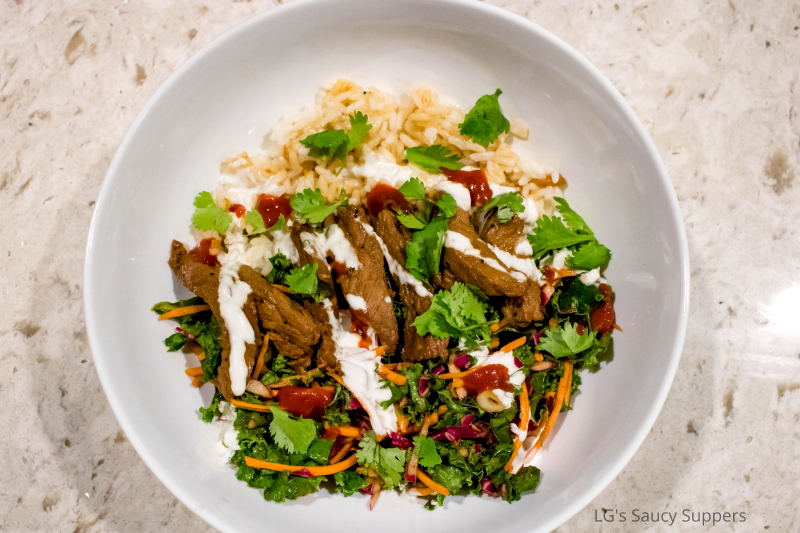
[84,0,690,531]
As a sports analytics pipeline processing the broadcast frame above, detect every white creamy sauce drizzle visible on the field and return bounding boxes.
[196,401,240,468]
[299,230,326,262]
[550,248,573,270]
[271,229,299,263]
[351,150,430,191]
[444,231,518,279]
[509,429,542,474]
[345,294,367,311]
[580,268,606,285]
[515,238,534,258]
[437,180,471,211]
[322,300,397,435]
[324,224,361,269]
[218,217,256,396]
[487,243,540,281]
[360,221,432,298]
[216,170,286,210]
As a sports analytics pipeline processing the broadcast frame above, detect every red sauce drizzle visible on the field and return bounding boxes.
[590,283,615,334]
[441,167,492,207]
[256,194,292,229]
[189,238,218,266]
[366,183,412,216]
[228,203,246,218]
[350,309,371,348]
[461,364,513,395]
[276,386,334,420]
[330,261,349,277]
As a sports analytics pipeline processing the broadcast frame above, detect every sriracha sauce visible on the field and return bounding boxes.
[441,167,492,207]
[256,194,292,229]
[366,183,412,216]
[276,386,334,420]
[228,203,246,218]
[590,283,615,334]
[189,238,218,266]
[461,364,513,395]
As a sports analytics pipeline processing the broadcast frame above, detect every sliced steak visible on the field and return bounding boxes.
[373,210,448,361]
[335,206,399,354]
[168,240,260,400]
[442,208,527,297]
[291,224,333,286]
[238,265,322,374]
[479,212,545,326]
[304,299,338,371]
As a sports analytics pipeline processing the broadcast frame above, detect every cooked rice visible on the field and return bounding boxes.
[218,79,563,214]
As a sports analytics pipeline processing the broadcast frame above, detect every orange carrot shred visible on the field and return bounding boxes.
[244,454,357,475]
[437,369,476,380]
[374,346,386,358]
[252,333,269,379]
[158,305,211,321]
[500,336,527,353]
[491,337,500,348]
[490,318,508,332]
[185,367,203,377]
[329,439,355,465]
[230,399,271,412]
[377,365,407,386]
[412,486,436,496]
[191,376,203,388]
[536,362,572,449]
[505,382,530,472]
[416,470,450,496]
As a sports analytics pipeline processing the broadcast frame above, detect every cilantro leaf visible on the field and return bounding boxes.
[192,191,232,234]
[435,193,457,218]
[396,212,427,229]
[300,129,349,163]
[398,177,426,200]
[554,197,593,235]
[552,278,604,316]
[458,89,511,147]
[406,215,448,281]
[412,282,492,350]
[268,406,317,454]
[413,435,442,468]
[355,431,406,489]
[245,209,266,235]
[285,263,318,297]
[300,113,371,163]
[346,111,372,151]
[266,253,293,284]
[290,188,349,224]
[537,322,597,358]
[405,145,464,174]
[566,241,611,270]
[483,192,524,223]
[527,215,593,259]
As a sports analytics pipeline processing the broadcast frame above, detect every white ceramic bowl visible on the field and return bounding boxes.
[84,0,689,531]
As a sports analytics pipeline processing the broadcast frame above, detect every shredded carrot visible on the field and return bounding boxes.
[272,284,295,295]
[412,486,436,496]
[505,382,530,472]
[244,453,358,475]
[500,336,527,353]
[329,439,355,464]
[437,405,448,415]
[158,305,211,321]
[563,362,574,408]
[327,372,346,387]
[374,346,386,358]
[191,376,204,387]
[396,413,409,433]
[252,333,269,379]
[185,367,203,377]
[613,323,623,332]
[533,351,543,362]
[377,365,407,386]
[536,362,572,449]
[437,369,475,380]
[197,352,206,361]
[490,318,508,332]
[491,337,500,348]
[424,412,439,427]
[230,400,271,412]
[325,425,362,438]
[416,470,450,496]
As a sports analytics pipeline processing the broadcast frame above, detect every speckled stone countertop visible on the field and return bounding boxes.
[1,1,798,531]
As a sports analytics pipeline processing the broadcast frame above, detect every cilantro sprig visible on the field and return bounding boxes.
[290,188,349,224]
[191,191,232,234]
[300,112,372,163]
[483,191,524,223]
[404,145,464,174]
[412,282,493,350]
[285,263,319,298]
[268,406,317,454]
[398,177,426,200]
[458,89,511,147]
[528,197,610,270]
[537,322,596,358]
[355,431,406,489]
[246,211,286,235]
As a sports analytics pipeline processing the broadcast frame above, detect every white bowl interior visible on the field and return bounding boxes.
[85,1,688,532]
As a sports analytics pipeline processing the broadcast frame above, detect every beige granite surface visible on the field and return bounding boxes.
[1,0,799,531]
